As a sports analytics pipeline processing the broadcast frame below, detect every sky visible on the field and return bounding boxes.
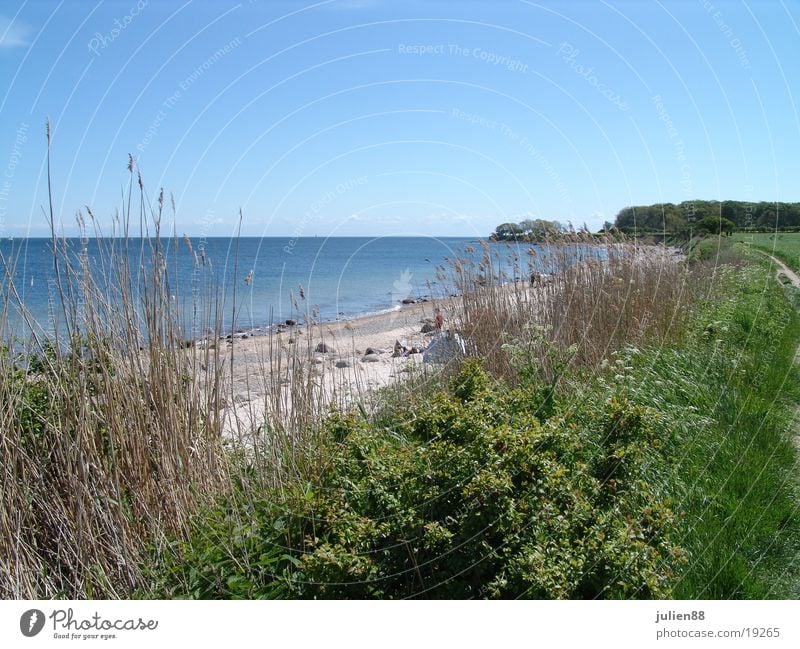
[0,0,798,238]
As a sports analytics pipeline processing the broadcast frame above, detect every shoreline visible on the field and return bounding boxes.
[215,242,680,346]
[203,239,647,342]
[207,243,684,436]
[214,292,467,437]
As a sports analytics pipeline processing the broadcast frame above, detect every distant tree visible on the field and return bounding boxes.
[721,200,737,222]
[491,218,566,241]
[518,219,537,236]
[492,222,524,241]
[696,215,736,236]
[614,200,800,234]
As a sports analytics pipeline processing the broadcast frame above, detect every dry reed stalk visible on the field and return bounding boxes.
[0,143,228,598]
[448,237,695,382]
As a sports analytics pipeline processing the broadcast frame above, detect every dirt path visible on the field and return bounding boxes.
[756,249,800,289]
[754,250,800,453]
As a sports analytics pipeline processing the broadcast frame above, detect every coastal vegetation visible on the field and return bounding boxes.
[613,200,800,234]
[734,231,800,274]
[490,218,570,241]
[1,154,228,598]
[491,201,800,242]
[145,240,800,599]
[1,146,798,598]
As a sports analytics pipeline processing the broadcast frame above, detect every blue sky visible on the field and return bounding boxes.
[0,0,797,237]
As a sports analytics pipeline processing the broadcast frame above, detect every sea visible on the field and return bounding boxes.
[0,236,599,338]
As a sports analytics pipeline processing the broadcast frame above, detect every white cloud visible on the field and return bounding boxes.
[0,15,31,49]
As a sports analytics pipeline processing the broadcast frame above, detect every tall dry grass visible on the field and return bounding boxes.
[0,132,703,600]
[222,310,360,489]
[0,135,364,598]
[450,237,693,381]
[0,139,227,598]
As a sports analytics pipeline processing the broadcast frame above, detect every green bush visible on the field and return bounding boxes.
[155,361,684,599]
[149,260,800,600]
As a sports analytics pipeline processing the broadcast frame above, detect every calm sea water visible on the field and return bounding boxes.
[0,236,598,337]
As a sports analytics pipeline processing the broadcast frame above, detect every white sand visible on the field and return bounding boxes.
[209,243,683,437]
[213,298,458,437]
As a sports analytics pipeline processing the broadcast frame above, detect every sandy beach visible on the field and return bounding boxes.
[210,244,683,436]
[213,296,460,436]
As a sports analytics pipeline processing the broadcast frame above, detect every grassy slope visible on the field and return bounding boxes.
[147,253,800,599]
[733,232,800,272]
[611,258,800,598]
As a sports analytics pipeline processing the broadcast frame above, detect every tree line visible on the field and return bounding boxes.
[613,200,800,234]
[491,201,800,242]
[491,218,575,241]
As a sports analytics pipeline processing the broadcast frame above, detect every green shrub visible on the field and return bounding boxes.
[157,361,684,599]
[149,259,800,600]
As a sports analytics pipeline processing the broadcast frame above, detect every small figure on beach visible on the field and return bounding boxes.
[393,339,423,357]
[434,307,444,332]
[530,272,552,287]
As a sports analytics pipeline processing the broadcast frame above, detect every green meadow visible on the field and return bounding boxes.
[734,232,800,272]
